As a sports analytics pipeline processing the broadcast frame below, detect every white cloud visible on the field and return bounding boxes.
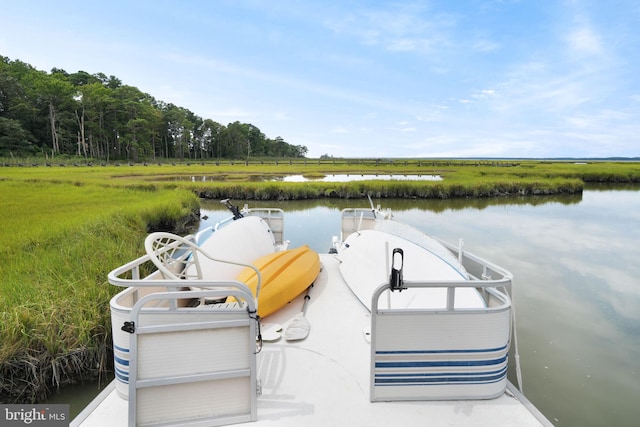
[567,26,603,55]
[330,127,349,134]
[415,105,447,122]
[473,38,500,52]
[325,3,453,54]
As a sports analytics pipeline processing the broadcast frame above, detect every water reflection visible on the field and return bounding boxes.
[199,189,640,427]
[150,174,442,182]
[201,192,581,212]
[275,174,442,182]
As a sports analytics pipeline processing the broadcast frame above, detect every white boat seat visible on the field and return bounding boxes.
[144,231,262,305]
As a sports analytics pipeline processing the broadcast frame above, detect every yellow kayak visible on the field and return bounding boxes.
[232,244,320,317]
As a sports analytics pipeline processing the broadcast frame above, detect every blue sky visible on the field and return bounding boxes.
[1,0,639,158]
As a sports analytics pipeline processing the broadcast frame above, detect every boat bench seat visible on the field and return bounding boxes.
[126,289,258,426]
[371,291,511,401]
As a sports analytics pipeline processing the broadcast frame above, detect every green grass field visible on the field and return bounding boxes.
[0,179,198,403]
[5,158,639,200]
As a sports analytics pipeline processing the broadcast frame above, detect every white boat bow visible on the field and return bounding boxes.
[72,201,553,427]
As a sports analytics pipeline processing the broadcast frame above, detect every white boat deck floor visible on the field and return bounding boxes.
[73,254,549,427]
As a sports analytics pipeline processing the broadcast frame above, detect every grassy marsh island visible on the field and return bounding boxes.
[1,158,639,403]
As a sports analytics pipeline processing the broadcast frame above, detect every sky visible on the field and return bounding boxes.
[1,0,639,158]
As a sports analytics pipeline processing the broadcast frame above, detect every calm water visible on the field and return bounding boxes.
[198,188,640,427]
[154,174,442,182]
[277,174,442,182]
[54,189,639,425]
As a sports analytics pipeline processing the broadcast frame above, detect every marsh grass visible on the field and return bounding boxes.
[0,180,198,403]
[2,159,638,191]
[6,159,637,201]
[185,175,585,200]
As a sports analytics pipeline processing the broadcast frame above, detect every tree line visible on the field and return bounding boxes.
[0,55,308,161]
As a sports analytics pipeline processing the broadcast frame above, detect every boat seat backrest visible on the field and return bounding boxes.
[145,229,263,283]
